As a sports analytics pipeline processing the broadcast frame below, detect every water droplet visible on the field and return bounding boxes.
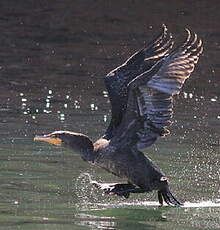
[90,104,95,110]
[43,109,51,114]
[22,98,27,102]
[48,90,53,95]
[103,91,108,98]
[60,114,65,121]
[183,92,187,98]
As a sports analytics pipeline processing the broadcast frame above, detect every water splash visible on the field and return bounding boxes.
[75,173,101,209]
[97,200,220,209]
[183,200,220,208]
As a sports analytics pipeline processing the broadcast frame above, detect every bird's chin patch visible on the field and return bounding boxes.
[34,136,62,146]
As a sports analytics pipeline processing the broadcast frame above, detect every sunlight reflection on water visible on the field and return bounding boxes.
[18,88,110,125]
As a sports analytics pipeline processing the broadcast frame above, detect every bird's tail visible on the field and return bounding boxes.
[158,187,183,206]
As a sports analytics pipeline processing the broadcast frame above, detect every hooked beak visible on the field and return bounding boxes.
[34,135,62,146]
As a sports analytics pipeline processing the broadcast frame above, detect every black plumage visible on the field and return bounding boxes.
[34,25,203,206]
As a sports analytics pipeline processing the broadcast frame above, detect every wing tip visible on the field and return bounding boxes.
[162,23,168,33]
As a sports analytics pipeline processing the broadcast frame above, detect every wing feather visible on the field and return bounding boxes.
[110,29,203,149]
[104,25,174,139]
[148,30,203,95]
[136,29,203,148]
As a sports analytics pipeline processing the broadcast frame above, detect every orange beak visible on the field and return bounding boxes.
[34,135,62,146]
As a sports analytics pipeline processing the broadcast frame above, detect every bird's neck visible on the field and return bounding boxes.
[67,135,95,162]
[79,147,96,162]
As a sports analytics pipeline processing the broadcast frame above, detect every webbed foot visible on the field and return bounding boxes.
[158,189,183,207]
[91,182,137,198]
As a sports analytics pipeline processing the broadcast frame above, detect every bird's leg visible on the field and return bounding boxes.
[107,184,146,198]
[91,181,134,198]
[91,180,145,198]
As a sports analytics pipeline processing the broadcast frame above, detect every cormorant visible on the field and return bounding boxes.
[34,25,203,206]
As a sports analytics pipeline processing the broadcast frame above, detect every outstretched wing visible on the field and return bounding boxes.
[104,25,174,139]
[110,29,203,149]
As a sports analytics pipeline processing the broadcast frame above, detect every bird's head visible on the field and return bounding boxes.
[34,131,94,159]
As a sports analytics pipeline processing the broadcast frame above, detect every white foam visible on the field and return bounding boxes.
[96,200,220,209]
[183,200,220,208]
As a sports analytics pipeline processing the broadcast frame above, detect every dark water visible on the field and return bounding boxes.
[0,1,219,229]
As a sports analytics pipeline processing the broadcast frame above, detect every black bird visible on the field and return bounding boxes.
[34,25,203,206]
